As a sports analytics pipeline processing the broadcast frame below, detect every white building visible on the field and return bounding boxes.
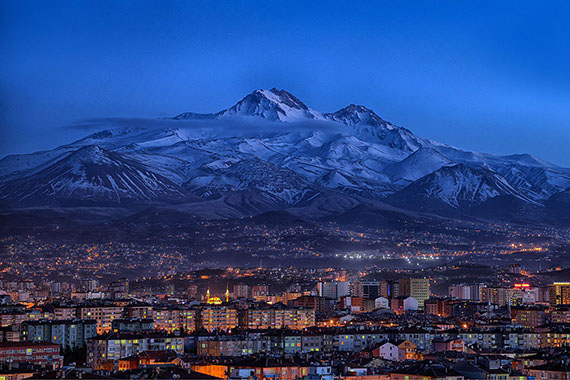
[318,281,350,299]
[374,341,399,361]
[404,296,418,311]
[375,297,389,309]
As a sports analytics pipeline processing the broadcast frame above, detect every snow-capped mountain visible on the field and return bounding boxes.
[174,88,323,122]
[387,164,536,214]
[323,104,423,152]
[0,145,188,205]
[1,88,569,223]
[385,147,453,184]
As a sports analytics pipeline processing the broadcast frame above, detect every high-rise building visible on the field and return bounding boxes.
[51,282,61,294]
[480,287,507,306]
[187,284,199,298]
[318,282,335,299]
[337,281,350,298]
[399,278,430,309]
[361,281,380,299]
[317,281,350,299]
[448,284,482,301]
[252,285,269,299]
[108,278,129,299]
[233,283,249,299]
[81,279,99,292]
[548,282,570,305]
[198,306,238,332]
[351,280,363,297]
[509,264,522,274]
[282,291,302,305]
[379,280,399,299]
[507,284,540,306]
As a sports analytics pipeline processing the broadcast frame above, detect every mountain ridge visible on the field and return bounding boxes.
[1,88,569,225]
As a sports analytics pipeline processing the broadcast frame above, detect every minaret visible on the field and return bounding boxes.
[206,288,211,303]
[225,285,230,303]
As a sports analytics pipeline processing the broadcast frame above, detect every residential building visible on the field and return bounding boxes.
[77,305,124,334]
[153,308,196,333]
[23,319,97,349]
[399,278,430,309]
[198,306,238,332]
[549,283,570,306]
[0,342,62,368]
[87,332,184,370]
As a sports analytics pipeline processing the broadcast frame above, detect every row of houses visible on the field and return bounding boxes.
[1,302,316,345]
[83,324,570,369]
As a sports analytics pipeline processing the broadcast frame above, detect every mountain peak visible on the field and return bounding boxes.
[175,88,324,122]
[325,104,392,130]
[343,104,374,113]
[219,88,322,122]
[249,88,309,110]
[67,145,111,162]
[174,89,398,129]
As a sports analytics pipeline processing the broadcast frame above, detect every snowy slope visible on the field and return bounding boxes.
[324,104,424,151]
[0,146,188,205]
[385,147,453,184]
[388,164,535,212]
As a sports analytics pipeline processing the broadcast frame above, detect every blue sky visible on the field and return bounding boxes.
[1,1,570,165]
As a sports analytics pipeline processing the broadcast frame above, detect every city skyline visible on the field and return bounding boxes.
[1,1,569,377]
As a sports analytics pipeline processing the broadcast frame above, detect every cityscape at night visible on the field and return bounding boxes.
[1,1,570,379]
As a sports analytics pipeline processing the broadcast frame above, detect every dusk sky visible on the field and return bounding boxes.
[1,1,570,165]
